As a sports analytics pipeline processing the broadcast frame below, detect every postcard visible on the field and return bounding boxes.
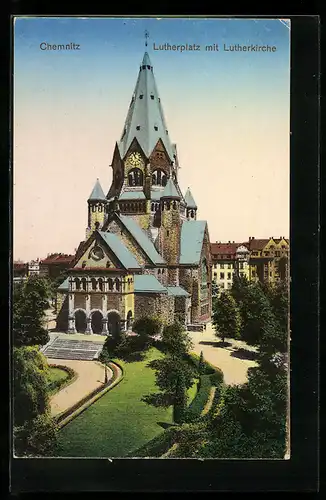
[13,16,291,462]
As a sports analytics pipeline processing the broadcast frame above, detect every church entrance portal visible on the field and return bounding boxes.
[107,311,121,337]
[91,311,103,334]
[75,310,87,333]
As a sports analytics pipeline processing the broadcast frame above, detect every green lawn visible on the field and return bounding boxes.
[56,348,176,458]
[187,379,199,405]
[47,367,70,394]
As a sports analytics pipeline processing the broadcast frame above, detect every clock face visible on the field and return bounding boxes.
[126,152,144,170]
[90,246,104,261]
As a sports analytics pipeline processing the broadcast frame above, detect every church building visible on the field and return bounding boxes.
[56,51,212,335]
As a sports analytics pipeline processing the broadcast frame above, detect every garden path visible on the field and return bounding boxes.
[48,359,111,416]
[189,323,258,385]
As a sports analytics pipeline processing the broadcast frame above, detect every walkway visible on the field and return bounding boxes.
[48,359,112,417]
[189,323,258,385]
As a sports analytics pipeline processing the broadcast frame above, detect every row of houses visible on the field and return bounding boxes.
[14,236,289,291]
[210,236,289,291]
[13,253,74,281]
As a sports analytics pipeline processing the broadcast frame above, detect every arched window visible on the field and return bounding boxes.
[75,278,81,290]
[152,169,167,186]
[92,205,96,212]
[128,168,143,187]
[98,204,102,213]
[151,203,154,211]
[173,201,177,210]
[108,278,114,291]
[81,278,87,291]
[166,201,171,211]
[115,278,120,292]
[91,278,97,291]
[191,210,195,218]
[158,269,161,275]
[98,278,104,291]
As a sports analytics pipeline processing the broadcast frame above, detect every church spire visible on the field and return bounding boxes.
[117,51,174,161]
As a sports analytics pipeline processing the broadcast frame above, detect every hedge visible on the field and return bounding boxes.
[128,426,177,458]
[47,364,77,394]
[187,352,224,380]
[183,375,212,422]
[56,362,123,426]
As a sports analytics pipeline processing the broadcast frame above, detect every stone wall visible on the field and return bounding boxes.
[134,293,174,325]
[75,293,87,310]
[56,294,68,331]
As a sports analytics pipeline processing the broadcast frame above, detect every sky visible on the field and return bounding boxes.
[13,17,291,262]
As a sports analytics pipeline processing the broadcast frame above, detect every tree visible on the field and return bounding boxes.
[13,346,58,456]
[212,292,241,344]
[198,350,205,375]
[13,276,50,347]
[240,283,276,347]
[142,355,196,423]
[132,316,162,338]
[231,272,250,305]
[161,321,193,356]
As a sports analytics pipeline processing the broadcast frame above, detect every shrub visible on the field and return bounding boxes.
[183,375,212,422]
[210,369,224,386]
[128,426,177,458]
[132,316,162,337]
[47,364,76,394]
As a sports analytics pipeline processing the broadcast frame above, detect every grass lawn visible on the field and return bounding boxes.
[56,348,175,458]
[187,379,199,405]
[47,367,70,394]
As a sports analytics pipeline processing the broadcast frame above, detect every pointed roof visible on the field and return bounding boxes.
[88,179,106,202]
[184,187,197,209]
[161,177,180,199]
[180,220,207,265]
[117,52,174,160]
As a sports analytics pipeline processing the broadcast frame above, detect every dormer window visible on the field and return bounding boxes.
[166,130,168,134]
[150,94,154,100]
[139,94,143,99]
[136,125,141,130]
[154,126,158,131]
[142,65,146,69]
[147,65,151,69]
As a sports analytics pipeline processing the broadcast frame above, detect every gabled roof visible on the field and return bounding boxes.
[118,214,165,265]
[161,177,180,199]
[180,220,207,265]
[167,286,190,297]
[210,242,239,256]
[117,52,174,160]
[88,179,106,201]
[184,187,197,209]
[98,231,141,270]
[119,190,146,200]
[134,274,167,294]
[248,238,271,251]
[57,277,69,291]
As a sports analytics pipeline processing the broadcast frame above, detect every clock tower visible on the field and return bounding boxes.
[106,51,184,232]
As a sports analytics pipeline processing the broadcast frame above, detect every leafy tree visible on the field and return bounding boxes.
[132,316,162,338]
[211,281,219,299]
[13,276,50,347]
[239,283,275,347]
[161,321,193,356]
[198,350,205,375]
[142,355,196,423]
[212,292,241,344]
[230,272,250,305]
[13,346,57,456]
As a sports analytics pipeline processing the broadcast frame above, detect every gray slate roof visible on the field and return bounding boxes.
[88,179,106,201]
[151,189,164,201]
[118,214,165,265]
[180,220,207,265]
[117,52,174,160]
[99,231,141,269]
[57,277,69,292]
[184,187,197,209]
[167,286,190,297]
[134,274,167,293]
[161,177,180,199]
[119,191,146,200]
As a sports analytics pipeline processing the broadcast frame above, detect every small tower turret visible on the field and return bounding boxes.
[184,187,197,220]
[86,179,107,238]
[160,177,181,285]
